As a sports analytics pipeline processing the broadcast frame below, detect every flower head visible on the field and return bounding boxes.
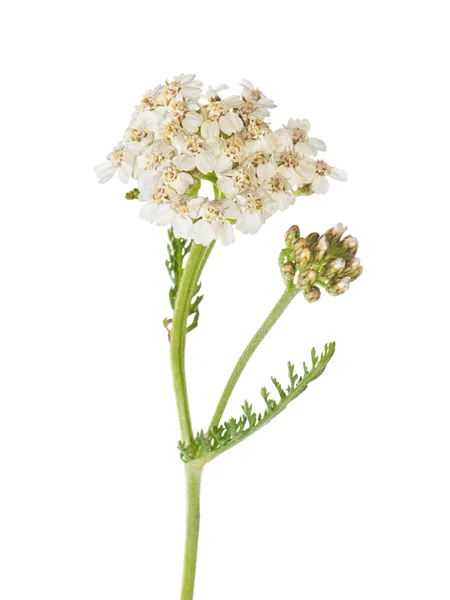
[95,75,347,245]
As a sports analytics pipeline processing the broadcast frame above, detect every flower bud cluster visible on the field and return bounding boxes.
[282,223,363,302]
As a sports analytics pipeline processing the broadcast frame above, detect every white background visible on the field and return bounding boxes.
[1,1,449,598]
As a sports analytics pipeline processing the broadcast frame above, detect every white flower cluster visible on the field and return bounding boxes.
[95,74,347,246]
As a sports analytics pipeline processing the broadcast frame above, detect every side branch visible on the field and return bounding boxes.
[209,285,299,430]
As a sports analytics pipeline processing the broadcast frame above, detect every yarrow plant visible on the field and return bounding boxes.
[95,74,363,599]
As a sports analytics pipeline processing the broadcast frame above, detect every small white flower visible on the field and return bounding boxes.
[123,115,155,147]
[299,160,348,194]
[172,134,216,175]
[275,151,311,188]
[240,80,274,104]
[238,80,276,123]
[95,143,137,183]
[217,166,256,197]
[137,85,165,111]
[164,74,203,102]
[167,95,202,134]
[156,119,184,143]
[256,162,295,211]
[235,188,276,235]
[244,119,282,155]
[139,185,178,224]
[192,200,240,246]
[212,134,246,173]
[134,141,176,178]
[277,119,326,157]
[142,194,204,238]
[200,86,244,138]
[170,195,205,239]
[158,161,194,195]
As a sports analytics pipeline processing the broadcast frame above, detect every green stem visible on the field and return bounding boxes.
[181,463,203,599]
[170,241,215,446]
[209,286,299,429]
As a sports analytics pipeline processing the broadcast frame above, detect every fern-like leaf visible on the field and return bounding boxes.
[179,342,336,463]
[164,228,204,335]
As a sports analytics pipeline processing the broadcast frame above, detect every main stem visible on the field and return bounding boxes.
[210,286,298,429]
[170,241,214,446]
[170,239,214,599]
[181,463,203,599]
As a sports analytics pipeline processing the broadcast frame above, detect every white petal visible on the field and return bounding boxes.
[297,161,315,179]
[201,120,220,139]
[294,141,316,157]
[94,161,115,183]
[139,202,159,222]
[278,165,303,187]
[196,150,216,175]
[215,155,233,174]
[145,106,167,130]
[312,176,329,194]
[117,163,132,183]
[182,112,202,134]
[134,155,147,178]
[154,204,174,225]
[236,213,263,235]
[172,215,193,239]
[138,171,160,195]
[273,192,295,211]
[275,128,293,150]
[310,137,327,152]
[186,196,205,218]
[219,221,235,246]
[223,95,244,109]
[217,177,238,196]
[330,167,348,181]
[222,200,241,220]
[174,155,197,171]
[173,172,194,194]
[257,162,276,182]
[192,220,216,246]
[219,113,244,135]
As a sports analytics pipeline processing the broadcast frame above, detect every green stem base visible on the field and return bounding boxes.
[181,463,204,600]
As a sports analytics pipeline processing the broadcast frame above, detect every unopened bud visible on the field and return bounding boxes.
[306,232,320,245]
[282,261,296,281]
[285,225,300,247]
[304,286,321,303]
[343,236,358,248]
[342,236,358,257]
[314,235,329,261]
[125,188,140,200]
[348,257,361,268]
[329,258,346,273]
[327,276,351,296]
[292,237,308,259]
[297,247,312,270]
[300,269,317,285]
[331,222,347,237]
[317,235,329,252]
[343,257,363,281]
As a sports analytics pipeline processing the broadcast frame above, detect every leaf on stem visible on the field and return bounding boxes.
[164,228,204,335]
[178,342,336,463]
